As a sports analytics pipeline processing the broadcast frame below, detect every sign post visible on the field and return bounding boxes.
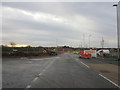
[118,2,120,60]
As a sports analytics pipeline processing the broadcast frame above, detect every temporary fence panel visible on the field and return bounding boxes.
[84,50,97,57]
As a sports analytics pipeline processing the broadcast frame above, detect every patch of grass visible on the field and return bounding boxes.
[105,55,118,59]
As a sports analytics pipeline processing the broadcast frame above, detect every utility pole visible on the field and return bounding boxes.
[101,37,104,48]
[107,40,109,48]
[55,39,58,51]
[81,42,82,48]
[83,34,85,48]
[56,39,58,47]
[78,41,79,48]
[113,3,120,60]
[86,44,88,48]
[89,34,91,48]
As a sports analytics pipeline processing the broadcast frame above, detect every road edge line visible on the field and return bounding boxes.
[80,61,90,68]
[26,85,31,88]
[99,74,120,88]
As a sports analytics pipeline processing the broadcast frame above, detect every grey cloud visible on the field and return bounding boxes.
[2,2,117,47]
[3,17,84,44]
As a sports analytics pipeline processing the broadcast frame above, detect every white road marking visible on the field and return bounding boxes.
[99,74,120,88]
[36,59,56,77]
[25,59,56,89]
[30,57,59,61]
[33,77,39,82]
[54,57,60,59]
[39,73,42,76]
[26,85,31,88]
[37,59,56,78]
[43,59,56,71]
[30,59,44,61]
[80,61,90,68]
[21,57,28,59]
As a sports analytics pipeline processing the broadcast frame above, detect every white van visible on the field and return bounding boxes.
[97,49,110,56]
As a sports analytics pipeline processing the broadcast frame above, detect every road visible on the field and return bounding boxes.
[2,53,119,88]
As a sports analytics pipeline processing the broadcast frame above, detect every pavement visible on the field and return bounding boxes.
[2,53,119,88]
[76,54,119,86]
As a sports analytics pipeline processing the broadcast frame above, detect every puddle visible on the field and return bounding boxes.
[100,70,111,73]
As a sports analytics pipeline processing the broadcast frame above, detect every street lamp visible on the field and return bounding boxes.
[113,4,117,6]
[113,3,120,60]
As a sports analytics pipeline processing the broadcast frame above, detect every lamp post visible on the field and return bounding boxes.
[113,3,120,60]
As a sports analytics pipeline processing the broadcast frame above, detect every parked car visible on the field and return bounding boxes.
[97,49,110,56]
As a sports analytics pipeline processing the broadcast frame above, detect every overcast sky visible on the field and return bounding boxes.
[2,2,118,48]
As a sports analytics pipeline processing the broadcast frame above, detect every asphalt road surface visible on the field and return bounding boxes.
[2,53,118,88]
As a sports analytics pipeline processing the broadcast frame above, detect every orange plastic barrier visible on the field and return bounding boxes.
[79,53,92,59]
